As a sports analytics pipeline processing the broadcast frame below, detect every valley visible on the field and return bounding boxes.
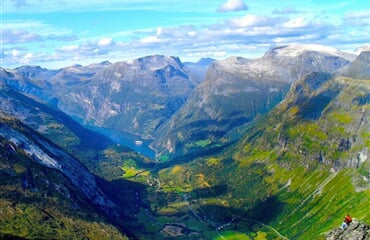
[0,45,369,239]
[87,125,156,159]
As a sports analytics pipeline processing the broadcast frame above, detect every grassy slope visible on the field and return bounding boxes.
[0,119,128,240]
[145,75,369,239]
[1,85,154,238]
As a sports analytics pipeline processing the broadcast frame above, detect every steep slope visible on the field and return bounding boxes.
[140,53,369,239]
[0,81,151,180]
[340,51,370,79]
[0,114,129,239]
[0,75,173,239]
[152,44,354,159]
[58,55,196,139]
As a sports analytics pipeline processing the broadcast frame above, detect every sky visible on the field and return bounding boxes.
[1,0,369,69]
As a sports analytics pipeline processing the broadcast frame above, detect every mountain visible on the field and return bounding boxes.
[0,45,368,239]
[58,55,197,137]
[0,80,152,179]
[340,51,370,79]
[0,80,161,238]
[1,46,356,160]
[1,55,201,143]
[0,113,129,239]
[355,44,370,55]
[151,44,355,158]
[139,52,369,239]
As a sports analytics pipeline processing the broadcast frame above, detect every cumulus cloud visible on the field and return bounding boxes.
[3,13,336,68]
[1,20,77,45]
[1,47,42,67]
[97,37,114,47]
[58,38,117,58]
[1,28,77,45]
[1,29,43,44]
[217,0,248,13]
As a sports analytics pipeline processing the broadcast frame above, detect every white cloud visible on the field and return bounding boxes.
[1,20,77,45]
[2,13,336,68]
[56,37,117,60]
[59,45,79,52]
[97,37,114,46]
[226,15,285,28]
[1,29,42,44]
[11,49,21,57]
[217,0,248,13]
[138,36,162,44]
[2,3,368,69]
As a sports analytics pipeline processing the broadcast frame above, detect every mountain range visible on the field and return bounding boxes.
[0,44,369,239]
[0,44,357,160]
[151,44,355,158]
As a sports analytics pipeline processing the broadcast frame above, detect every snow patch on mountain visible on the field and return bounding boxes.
[266,44,356,60]
[355,44,370,54]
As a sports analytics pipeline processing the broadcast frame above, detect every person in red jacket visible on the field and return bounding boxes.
[345,214,352,225]
[341,214,352,229]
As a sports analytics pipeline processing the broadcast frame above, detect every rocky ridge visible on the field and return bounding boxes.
[0,55,208,141]
[326,220,370,240]
[0,114,118,216]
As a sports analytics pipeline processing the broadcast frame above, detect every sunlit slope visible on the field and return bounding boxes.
[0,115,128,240]
[154,54,369,239]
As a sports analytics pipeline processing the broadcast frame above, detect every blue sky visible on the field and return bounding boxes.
[1,0,369,68]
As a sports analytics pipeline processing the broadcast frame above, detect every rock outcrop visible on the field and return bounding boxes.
[326,220,370,240]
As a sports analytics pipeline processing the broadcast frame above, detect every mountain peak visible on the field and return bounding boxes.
[124,55,185,70]
[355,44,370,55]
[100,60,112,65]
[14,65,45,72]
[264,44,355,60]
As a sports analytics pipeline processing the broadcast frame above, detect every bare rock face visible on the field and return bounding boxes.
[326,220,370,240]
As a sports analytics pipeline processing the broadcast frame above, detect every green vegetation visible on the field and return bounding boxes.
[214,231,250,240]
[1,63,369,240]
[131,74,370,239]
[0,127,128,240]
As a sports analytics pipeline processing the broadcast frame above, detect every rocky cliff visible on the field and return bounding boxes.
[327,220,370,240]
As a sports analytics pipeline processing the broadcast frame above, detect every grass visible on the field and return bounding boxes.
[214,231,251,240]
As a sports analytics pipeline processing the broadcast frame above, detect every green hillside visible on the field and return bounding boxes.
[131,72,369,239]
[0,116,128,240]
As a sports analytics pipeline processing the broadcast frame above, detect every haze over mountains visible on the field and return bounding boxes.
[0,44,369,239]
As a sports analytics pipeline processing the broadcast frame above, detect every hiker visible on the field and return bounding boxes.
[345,214,352,225]
[340,214,352,229]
